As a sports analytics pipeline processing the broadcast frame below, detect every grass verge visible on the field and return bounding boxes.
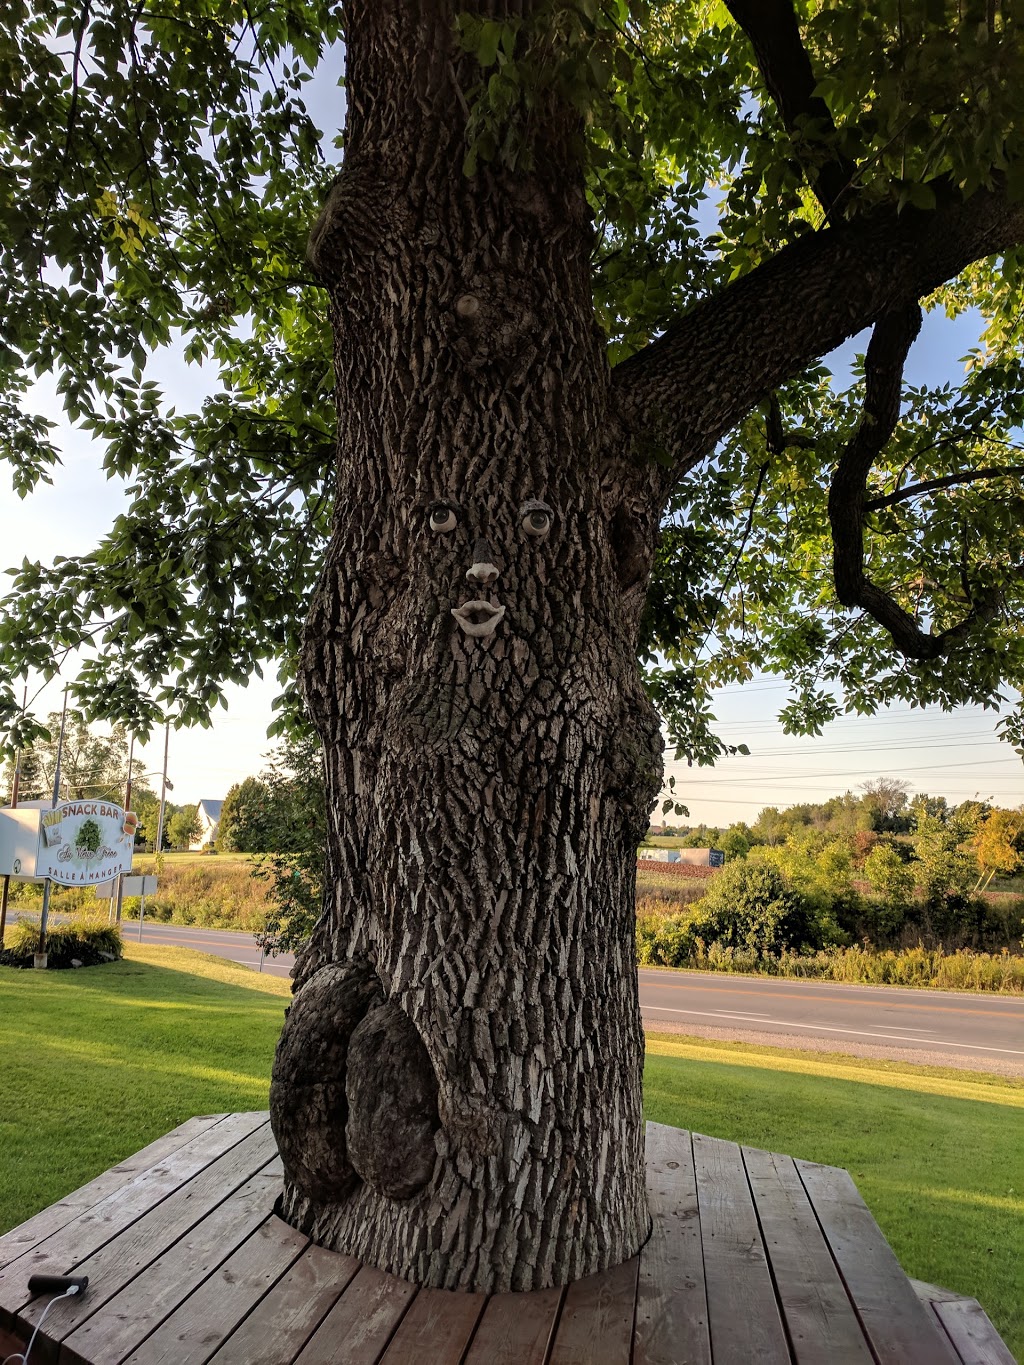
[1,949,1018,1357]
[645,1032,1023,1358]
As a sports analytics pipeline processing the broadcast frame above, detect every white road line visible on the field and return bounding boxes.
[641,1005,1024,1056]
[709,1011,776,1022]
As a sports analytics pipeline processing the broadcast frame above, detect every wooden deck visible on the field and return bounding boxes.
[0,1113,1013,1364]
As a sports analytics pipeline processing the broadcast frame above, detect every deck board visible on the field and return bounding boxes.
[931,1300,1018,1365]
[548,1255,639,1365]
[120,1215,309,1365]
[796,1158,963,1365]
[461,1286,564,1365]
[13,1123,278,1347]
[0,1115,1012,1365]
[742,1146,873,1365]
[206,1245,360,1365]
[0,1113,268,1333]
[633,1122,710,1365]
[693,1133,790,1365]
[61,1161,284,1365]
[290,1266,417,1365]
[378,1285,486,1363]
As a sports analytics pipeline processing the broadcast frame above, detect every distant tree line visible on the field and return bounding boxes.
[642,777,1024,962]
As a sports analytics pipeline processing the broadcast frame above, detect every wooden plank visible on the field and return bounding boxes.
[910,1279,968,1305]
[796,1159,961,1365]
[292,1266,417,1365]
[0,1113,269,1330]
[12,1124,278,1345]
[120,1216,309,1365]
[205,1244,360,1365]
[0,1116,228,1273]
[692,1132,790,1365]
[60,1163,284,1365]
[932,1299,1017,1365]
[548,1256,638,1365]
[743,1146,873,1365]
[379,1286,485,1363]
[462,1288,564,1365]
[634,1122,710,1365]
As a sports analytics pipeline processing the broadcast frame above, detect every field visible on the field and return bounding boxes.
[0,945,1020,1357]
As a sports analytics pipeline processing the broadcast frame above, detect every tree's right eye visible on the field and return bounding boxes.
[428,505,457,533]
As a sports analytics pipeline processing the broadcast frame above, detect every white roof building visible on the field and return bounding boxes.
[190,799,224,850]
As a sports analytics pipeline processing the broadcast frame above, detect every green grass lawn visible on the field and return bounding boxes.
[1,948,1020,1358]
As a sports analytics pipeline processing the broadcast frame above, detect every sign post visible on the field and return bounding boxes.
[0,687,25,949]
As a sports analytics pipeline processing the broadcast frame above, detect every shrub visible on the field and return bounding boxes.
[863,843,916,938]
[687,861,820,958]
[0,919,123,969]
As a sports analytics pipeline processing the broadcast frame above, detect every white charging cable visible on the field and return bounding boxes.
[2,1285,80,1365]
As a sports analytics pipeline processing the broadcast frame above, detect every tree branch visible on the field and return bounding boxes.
[612,183,1024,488]
[828,306,1001,660]
[725,0,855,213]
[866,464,1024,510]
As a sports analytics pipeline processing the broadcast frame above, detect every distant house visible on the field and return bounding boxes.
[191,799,223,850]
[639,847,725,867]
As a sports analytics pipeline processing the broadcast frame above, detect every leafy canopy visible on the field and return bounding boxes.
[2,0,1024,759]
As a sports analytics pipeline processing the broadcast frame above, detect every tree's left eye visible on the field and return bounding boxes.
[428,505,457,533]
[522,507,552,537]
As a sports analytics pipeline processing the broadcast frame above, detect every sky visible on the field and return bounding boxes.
[1,56,1021,825]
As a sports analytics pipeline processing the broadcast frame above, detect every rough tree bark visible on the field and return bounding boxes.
[269,0,1024,1294]
[270,0,663,1292]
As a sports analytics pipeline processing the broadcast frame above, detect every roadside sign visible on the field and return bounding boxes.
[95,876,157,897]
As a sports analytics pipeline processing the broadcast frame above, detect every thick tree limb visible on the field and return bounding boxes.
[613,184,1024,487]
[866,464,1024,510]
[725,0,855,212]
[828,306,1000,660]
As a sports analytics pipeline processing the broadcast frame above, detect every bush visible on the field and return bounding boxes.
[687,861,822,958]
[0,919,123,969]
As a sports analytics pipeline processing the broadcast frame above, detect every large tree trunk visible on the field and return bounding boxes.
[269,0,664,1292]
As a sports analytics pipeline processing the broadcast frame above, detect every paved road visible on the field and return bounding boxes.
[117,921,1024,1074]
[638,966,1024,1075]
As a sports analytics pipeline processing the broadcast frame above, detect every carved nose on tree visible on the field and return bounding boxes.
[466,539,501,585]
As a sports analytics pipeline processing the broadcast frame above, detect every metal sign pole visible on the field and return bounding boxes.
[38,686,70,967]
[138,891,146,942]
[114,734,135,925]
[155,721,170,854]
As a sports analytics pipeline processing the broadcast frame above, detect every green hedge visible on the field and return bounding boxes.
[0,919,124,969]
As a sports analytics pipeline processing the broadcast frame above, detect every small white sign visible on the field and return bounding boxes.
[123,876,157,897]
[36,801,135,887]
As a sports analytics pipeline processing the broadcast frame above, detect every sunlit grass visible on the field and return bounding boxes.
[644,1033,1023,1359]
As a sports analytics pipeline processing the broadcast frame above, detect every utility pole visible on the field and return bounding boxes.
[154,721,171,856]
[37,685,70,967]
[0,686,26,946]
[113,733,135,925]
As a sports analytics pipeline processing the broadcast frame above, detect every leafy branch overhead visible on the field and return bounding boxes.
[2,0,1024,758]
